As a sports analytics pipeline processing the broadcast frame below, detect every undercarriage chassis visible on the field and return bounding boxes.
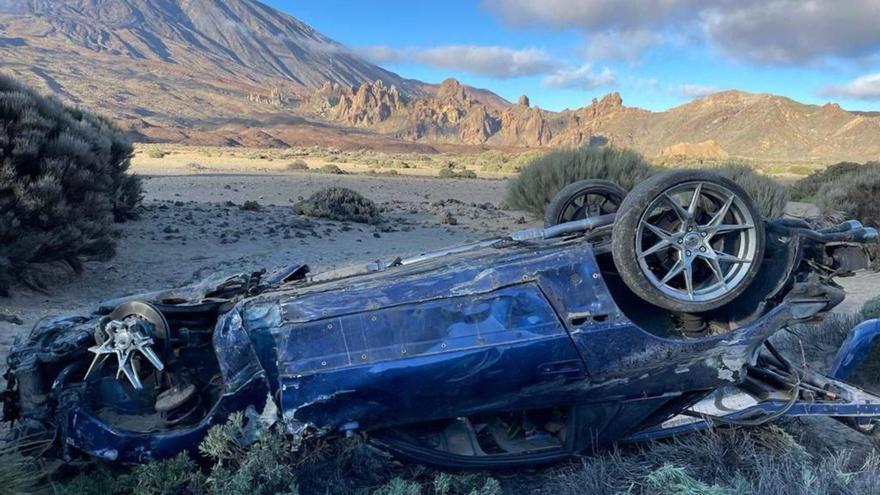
[3,170,880,468]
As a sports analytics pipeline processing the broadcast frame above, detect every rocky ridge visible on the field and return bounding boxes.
[2,0,880,161]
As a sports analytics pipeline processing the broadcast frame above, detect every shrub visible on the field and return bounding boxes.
[318,163,346,175]
[0,74,142,295]
[373,478,422,495]
[505,146,655,217]
[146,148,166,159]
[438,168,477,179]
[286,160,309,171]
[203,429,299,495]
[293,187,381,224]
[818,167,880,228]
[863,296,880,320]
[786,164,815,177]
[817,167,880,270]
[432,473,502,495]
[504,148,786,219]
[530,425,880,495]
[128,453,206,495]
[56,404,880,495]
[0,439,48,495]
[644,464,735,495]
[713,164,788,218]
[240,200,262,211]
[790,161,880,202]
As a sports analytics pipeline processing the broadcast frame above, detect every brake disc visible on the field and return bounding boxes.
[84,301,170,389]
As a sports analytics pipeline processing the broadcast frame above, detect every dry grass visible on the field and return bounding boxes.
[0,437,51,495]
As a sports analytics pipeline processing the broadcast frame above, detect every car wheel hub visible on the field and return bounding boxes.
[635,181,759,303]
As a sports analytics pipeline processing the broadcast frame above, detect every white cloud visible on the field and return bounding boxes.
[482,0,880,66]
[481,0,697,31]
[702,1,880,65]
[820,73,880,101]
[677,84,720,99]
[583,30,662,62]
[543,64,616,90]
[355,45,562,78]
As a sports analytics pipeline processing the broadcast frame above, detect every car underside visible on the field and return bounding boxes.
[3,170,880,468]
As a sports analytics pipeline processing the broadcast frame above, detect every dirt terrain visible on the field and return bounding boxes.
[1,165,877,357]
[0,167,530,356]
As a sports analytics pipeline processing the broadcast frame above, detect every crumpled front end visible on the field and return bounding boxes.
[1,273,275,463]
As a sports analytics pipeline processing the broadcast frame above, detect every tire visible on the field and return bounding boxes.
[544,179,627,227]
[611,170,765,313]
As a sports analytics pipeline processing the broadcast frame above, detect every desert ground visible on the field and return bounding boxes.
[0,162,530,356]
[2,158,878,356]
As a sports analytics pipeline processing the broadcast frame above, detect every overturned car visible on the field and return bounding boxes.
[4,170,880,468]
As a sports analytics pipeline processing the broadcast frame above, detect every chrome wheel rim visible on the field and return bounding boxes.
[635,181,759,303]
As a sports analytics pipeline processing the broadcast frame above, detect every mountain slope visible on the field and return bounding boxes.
[1,0,409,90]
[1,0,879,162]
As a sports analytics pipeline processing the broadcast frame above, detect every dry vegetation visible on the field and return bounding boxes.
[293,187,382,224]
[504,148,789,219]
[0,74,142,296]
[133,144,538,178]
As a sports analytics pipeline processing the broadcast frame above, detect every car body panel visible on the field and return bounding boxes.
[212,239,803,451]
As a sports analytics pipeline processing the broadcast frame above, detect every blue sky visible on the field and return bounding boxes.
[263,0,880,112]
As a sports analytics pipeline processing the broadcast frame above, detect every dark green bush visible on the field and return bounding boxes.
[286,159,309,171]
[0,74,141,295]
[505,146,655,217]
[240,200,262,211]
[293,187,381,224]
[818,167,880,228]
[790,161,880,202]
[863,296,880,320]
[816,166,880,270]
[713,164,788,218]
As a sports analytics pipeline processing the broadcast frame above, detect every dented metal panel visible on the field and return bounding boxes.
[274,285,586,430]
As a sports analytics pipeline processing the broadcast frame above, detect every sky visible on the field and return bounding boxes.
[262,0,880,112]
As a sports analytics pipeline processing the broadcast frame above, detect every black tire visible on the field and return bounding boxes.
[544,179,627,227]
[611,170,765,313]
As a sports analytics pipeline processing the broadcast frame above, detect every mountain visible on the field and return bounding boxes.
[305,84,880,161]
[2,0,879,162]
[0,0,410,90]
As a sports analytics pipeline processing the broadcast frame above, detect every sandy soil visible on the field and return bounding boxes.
[132,145,519,179]
[0,168,533,355]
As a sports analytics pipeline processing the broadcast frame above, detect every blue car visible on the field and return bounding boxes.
[4,170,880,468]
